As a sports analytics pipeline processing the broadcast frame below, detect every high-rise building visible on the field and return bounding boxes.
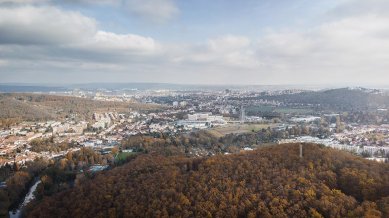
[240,105,245,123]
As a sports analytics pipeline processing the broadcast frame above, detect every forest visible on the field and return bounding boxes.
[26,143,389,218]
[0,158,48,216]
[0,93,161,127]
[0,147,118,217]
[241,88,389,111]
[120,125,337,157]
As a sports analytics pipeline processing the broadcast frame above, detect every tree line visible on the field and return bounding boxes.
[26,143,389,217]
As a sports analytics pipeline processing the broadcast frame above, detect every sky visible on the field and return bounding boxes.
[0,0,389,85]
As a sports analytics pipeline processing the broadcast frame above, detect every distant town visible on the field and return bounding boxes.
[1,85,389,217]
[1,86,389,170]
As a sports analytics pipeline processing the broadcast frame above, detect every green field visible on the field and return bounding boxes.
[243,124,276,132]
[208,123,276,137]
[115,152,137,162]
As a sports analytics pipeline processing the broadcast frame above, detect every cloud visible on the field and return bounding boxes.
[208,35,250,52]
[61,0,179,22]
[2,0,389,85]
[53,0,120,6]
[0,0,48,3]
[91,31,157,52]
[0,0,179,23]
[0,5,161,69]
[123,0,178,23]
[0,59,8,66]
[0,0,117,5]
[254,13,389,84]
[327,0,389,19]
[55,31,161,64]
[0,6,97,45]
[170,35,260,69]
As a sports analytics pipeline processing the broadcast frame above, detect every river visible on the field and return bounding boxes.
[9,179,41,218]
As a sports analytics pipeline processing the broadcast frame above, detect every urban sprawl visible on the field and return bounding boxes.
[1,88,389,169]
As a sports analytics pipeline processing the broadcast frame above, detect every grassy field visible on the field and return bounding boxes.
[243,124,276,132]
[208,123,276,137]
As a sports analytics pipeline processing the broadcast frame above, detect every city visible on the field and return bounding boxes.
[1,0,389,217]
[2,87,389,169]
[1,86,388,217]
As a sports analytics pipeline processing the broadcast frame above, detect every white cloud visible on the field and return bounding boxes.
[0,0,179,23]
[52,0,179,23]
[0,5,162,71]
[124,0,178,23]
[91,31,157,52]
[58,0,120,6]
[0,0,48,3]
[2,0,389,85]
[170,35,260,69]
[0,59,8,66]
[254,13,389,84]
[0,6,97,45]
[0,0,118,5]
[208,35,250,52]
[327,0,389,19]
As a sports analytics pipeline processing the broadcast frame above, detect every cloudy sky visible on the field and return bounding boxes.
[0,0,389,85]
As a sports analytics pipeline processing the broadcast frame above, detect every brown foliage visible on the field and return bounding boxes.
[0,93,161,124]
[27,143,389,218]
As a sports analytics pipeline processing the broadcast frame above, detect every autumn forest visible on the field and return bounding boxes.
[26,143,389,218]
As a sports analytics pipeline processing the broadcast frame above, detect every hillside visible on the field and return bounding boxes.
[0,96,55,121]
[0,93,161,125]
[261,88,389,110]
[27,143,389,218]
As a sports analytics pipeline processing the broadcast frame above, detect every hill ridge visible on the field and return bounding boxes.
[27,143,389,218]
